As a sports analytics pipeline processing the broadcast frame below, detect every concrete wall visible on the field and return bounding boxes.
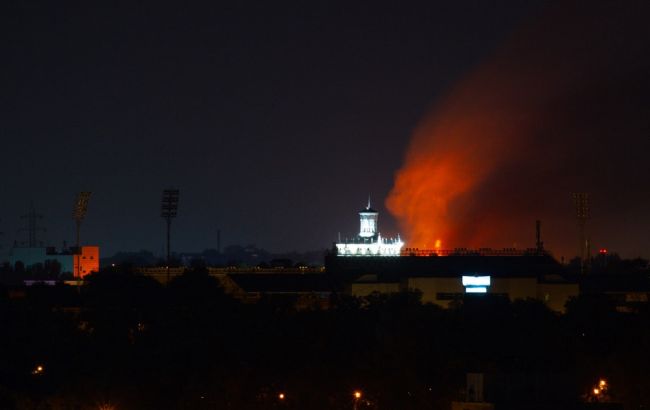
[491,277,538,300]
[77,246,100,277]
[407,277,465,308]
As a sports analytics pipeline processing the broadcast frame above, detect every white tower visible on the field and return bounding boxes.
[359,198,378,238]
[335,197,404,257]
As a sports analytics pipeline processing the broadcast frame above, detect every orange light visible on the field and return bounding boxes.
[354,391,362,399]
[278,393,285,400]
[593,388,600,395]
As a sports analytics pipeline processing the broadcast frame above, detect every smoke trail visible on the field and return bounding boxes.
[387,1,650,252]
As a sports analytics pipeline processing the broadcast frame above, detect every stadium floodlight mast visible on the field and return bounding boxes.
[161,188,179,281]
[73,192,92,279]
[572,192,591,274]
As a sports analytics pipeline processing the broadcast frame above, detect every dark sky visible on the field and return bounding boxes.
[2,1,647,259]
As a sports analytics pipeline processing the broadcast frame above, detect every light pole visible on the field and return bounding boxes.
[73,192,91,279]
[161,188,179,283]
[572,192,590,274]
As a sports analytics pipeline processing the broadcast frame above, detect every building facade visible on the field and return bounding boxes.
[10,246,100,278]
[335,200,404,256]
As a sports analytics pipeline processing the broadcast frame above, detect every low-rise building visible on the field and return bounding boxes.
[10,246,100,278]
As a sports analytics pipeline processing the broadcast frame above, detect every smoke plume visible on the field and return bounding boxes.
[387,1,650,257]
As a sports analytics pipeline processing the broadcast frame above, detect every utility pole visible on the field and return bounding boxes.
[535,220,544,253]
[161,188,179,284]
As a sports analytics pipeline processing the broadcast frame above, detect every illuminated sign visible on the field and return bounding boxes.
[466,287,487,293]
[462,275,491,293]
[462,276,491,286]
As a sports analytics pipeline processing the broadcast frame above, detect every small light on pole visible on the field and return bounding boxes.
[352,390,363,410]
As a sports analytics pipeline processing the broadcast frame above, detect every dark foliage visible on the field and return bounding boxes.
[0,267,648,409]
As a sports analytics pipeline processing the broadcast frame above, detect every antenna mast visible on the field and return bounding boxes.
[161,188,179,282]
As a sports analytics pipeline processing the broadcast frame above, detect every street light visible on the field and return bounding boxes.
[278,392,285,400]
[352,390,363,410]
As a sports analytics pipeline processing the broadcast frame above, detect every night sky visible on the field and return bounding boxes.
[2,1,649,259]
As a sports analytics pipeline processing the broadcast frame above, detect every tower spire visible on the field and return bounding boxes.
[367,195,371,210]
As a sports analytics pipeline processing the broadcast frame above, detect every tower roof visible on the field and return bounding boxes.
[359,196,378,213]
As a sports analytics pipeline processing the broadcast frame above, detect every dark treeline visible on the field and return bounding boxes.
[1,267,649,409]
[102,246,326,269]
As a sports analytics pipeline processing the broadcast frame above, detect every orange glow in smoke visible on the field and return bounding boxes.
[386,64,531,248]
[385,7,583,249]
[386,4,649,254]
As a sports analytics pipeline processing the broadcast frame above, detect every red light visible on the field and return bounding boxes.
[599,249,608,254]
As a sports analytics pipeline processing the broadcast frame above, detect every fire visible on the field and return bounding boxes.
[386,63,532,248]
[385,6,577,249]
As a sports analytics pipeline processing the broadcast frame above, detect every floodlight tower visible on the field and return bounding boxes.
[572,193,590,274]
[73,192,92,278]
[161,188,179,271]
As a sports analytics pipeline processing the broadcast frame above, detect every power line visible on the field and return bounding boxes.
[19,201,46,247]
